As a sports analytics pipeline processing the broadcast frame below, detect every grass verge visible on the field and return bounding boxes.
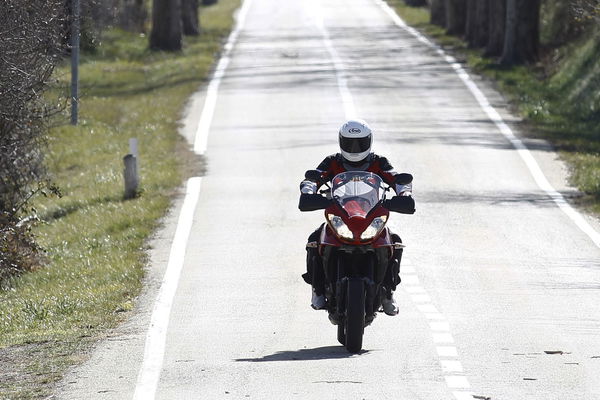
[0,1,240,398]
[385,1,600,214]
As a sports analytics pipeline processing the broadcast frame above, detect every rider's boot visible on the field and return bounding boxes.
[382,292,399,316]
[311,288,326,310]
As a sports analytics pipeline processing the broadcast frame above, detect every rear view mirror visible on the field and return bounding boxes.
[305,169,324,182]
[394,173,413,185]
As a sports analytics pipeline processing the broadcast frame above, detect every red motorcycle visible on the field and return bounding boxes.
[299,170,415,353]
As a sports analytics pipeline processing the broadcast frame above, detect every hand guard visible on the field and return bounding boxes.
[298,193,332,212]
[383,195,415,214]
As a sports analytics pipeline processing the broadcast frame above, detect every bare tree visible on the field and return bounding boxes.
[430,0,446,27]
[0,0,64,278]
[182,0,200,36]
[465,0,489,48]
[404,0,427,6]
[486,0,506,56]
[501,0,541,65]
[150,0,183,51]
[445,0,467,35]
[118,0,148,32]
[465,0,477,43]
[0,0,63,212]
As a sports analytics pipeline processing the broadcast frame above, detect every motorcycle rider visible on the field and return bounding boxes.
[300,119,414,316]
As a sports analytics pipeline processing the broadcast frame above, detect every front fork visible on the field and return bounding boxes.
[329,253,378,326]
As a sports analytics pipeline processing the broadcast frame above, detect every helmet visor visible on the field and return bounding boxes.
[339,134,371,154]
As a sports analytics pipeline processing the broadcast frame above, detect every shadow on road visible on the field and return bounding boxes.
[234,346,370,362]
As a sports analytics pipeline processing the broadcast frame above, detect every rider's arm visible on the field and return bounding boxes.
[299,155,337,194]
[376,156,413,196]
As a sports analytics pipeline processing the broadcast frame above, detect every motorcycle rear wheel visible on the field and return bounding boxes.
[345,278,365,353]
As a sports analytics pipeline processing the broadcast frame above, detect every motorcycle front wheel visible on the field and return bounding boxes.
[344,277,365,353]
[337,322,345,345]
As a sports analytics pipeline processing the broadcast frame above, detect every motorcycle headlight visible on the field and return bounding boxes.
[327,214,354,240]
[360,216,387,240]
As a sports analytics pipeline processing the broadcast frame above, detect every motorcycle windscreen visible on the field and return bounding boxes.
[332,172,383,218]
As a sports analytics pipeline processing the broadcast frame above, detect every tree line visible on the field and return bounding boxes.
[65,0,219,51]
[405,0,543,65]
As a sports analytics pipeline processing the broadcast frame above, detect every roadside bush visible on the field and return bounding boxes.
[0,0,64,280]
[0,214,42,282]
[541,0,599,45]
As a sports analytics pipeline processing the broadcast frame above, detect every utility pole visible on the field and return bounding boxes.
[70,0,80,125]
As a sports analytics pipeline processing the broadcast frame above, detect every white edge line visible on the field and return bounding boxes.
[193,0,253,155]
[374,0,600,249]
[132,177,202,400]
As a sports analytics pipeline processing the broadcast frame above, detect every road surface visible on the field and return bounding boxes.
[59,0,600,399]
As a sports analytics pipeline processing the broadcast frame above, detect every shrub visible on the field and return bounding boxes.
[0,0,64,279]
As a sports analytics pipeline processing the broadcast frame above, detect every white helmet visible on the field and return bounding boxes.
[339,119,372,162]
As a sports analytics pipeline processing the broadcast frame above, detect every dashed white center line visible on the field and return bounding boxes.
[436,346,459,358]
[454,391,478,400]
[404,285,426,294]
[430,321,451,331]
[410,293,432,303]
[441,360,464,373]
[417,303,440,314]
[424,312,446,320]
[433,333,455,344]
[402,275,421,286]
[446,376,471,389]
[399,256,474,399]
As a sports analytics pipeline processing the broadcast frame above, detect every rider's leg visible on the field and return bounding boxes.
[303,224,326,309]
[382,233,402,316]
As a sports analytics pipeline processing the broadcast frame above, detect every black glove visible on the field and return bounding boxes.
[383,196,415,214]
[298,193,332,212]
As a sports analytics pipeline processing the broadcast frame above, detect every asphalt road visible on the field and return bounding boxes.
[59,0,600,399]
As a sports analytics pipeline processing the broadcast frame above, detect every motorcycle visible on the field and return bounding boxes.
[299,170,415,353]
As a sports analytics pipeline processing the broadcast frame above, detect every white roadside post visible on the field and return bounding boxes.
[123,138,139,199]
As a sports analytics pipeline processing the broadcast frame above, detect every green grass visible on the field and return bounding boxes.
[386,1,600,214]
[0,1,240,398]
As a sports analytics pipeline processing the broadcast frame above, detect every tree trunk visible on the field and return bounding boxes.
[486,0,506,56]
[404,0,427,6]
[501,0,540,65]
[471,0,490,48]
[181,0,199,35]
[445,0,467,35]
[149,0,182,51]
[501,0,517,64]
[430,0,446,27]
[515,0,541,62]
[118,0,147,32]
[465,0,477,45]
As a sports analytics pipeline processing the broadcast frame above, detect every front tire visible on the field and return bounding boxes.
[345,278,365,353]
[337,323,345,345]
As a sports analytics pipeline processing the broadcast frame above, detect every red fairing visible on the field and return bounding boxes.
[320,202,393,248]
